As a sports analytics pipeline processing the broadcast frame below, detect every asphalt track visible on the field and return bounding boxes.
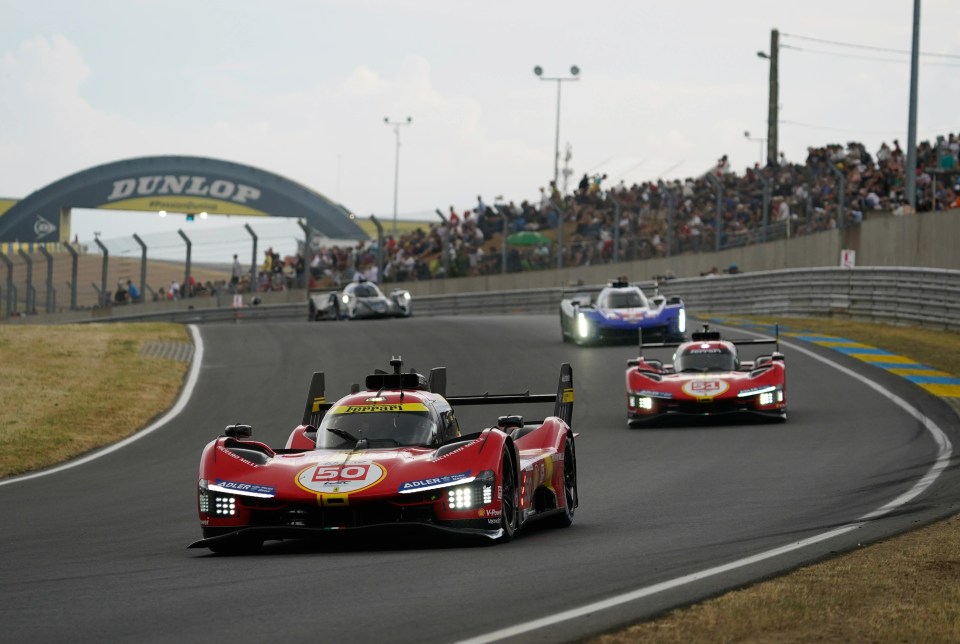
[2,315,958,644]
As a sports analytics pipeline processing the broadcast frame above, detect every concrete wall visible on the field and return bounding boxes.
[397,209,959,297]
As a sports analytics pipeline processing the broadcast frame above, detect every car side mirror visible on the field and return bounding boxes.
[225,424,253,439]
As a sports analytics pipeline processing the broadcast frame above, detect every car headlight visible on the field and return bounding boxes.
[341,295,350,304]
[678,309,686,333]
[199,481,238,517]
[738,385,782,406]
[446,470,494,510]
[632,395,654,410]
[576,312,590,338]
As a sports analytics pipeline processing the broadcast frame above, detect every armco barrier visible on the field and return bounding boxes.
[21,267,960,332]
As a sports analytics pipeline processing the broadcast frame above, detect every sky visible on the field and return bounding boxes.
[1,0,958,255]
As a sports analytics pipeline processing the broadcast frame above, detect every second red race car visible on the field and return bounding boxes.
[190,357,577,554]
[625,324,787,426]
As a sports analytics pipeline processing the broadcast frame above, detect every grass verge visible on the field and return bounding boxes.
[0,322,189,477]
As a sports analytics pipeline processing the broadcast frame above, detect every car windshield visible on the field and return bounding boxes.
[350,284,381,298]
[674,347,737,372]
[600,290,646,309]
[316,409,438,448]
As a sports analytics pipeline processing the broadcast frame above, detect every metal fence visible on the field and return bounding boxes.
[44,267,960,332]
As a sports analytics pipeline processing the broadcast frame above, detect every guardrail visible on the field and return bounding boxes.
[47,267,960,332]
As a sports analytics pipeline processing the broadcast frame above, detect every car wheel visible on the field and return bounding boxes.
[498,448,519,541]
[308,302,317,321]
[550,436,577,528]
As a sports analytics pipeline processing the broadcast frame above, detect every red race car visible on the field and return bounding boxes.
[626,324,786,426]
[191,357,577,554]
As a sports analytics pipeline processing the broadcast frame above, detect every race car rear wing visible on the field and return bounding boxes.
[300,363,574,428]
[301,371,332,427]
[446,363,574,428]
[636,323,780,356]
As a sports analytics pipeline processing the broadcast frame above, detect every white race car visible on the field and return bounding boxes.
[308,280,413,321]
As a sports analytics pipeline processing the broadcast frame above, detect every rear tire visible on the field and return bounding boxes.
[550,436,577,528]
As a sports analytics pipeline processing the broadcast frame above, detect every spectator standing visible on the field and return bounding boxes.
[539,187,551,212]
[231,254,243,290]
[294,253,306,288]
[114,280,128,304]
[127,279,139,303]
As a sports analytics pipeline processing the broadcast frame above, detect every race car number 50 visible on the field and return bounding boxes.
[312,465,369,481]
[296,463,387,494]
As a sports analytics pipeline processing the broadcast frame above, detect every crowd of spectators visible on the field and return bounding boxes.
[291,130,958,286]
[162,129,960,297]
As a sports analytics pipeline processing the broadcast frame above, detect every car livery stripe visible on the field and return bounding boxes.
[708,317,960,399]
[329,402,429,414]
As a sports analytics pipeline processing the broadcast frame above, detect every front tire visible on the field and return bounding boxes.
[498,447,519,541]
[550,436,577,528]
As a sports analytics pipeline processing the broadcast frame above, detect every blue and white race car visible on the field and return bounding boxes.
[559,278,685,345]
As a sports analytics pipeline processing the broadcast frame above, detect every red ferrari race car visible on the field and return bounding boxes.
[625,324,786,426]
[190,357,577,553]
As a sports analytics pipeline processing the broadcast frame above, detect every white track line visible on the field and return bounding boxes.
[457,334,954,644]
[0,324,204,488]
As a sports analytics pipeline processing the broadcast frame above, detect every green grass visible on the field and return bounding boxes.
[0,323,189,477]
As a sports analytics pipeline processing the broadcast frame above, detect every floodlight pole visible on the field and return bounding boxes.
[905,0,920,208]
[757,30,779,167]
[385,116,413,237]
[534,65,580,186]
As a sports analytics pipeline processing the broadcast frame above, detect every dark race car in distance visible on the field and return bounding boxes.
[560,278,685,345]
[626,324,786,426]
[191,357,577,554]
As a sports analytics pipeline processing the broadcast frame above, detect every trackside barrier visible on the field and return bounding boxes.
[19,267,960,332]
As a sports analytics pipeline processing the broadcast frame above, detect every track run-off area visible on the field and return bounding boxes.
[1,314,958,644]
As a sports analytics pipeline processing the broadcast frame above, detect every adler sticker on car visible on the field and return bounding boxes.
[212,479,276,498]
[398,470,471,492]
